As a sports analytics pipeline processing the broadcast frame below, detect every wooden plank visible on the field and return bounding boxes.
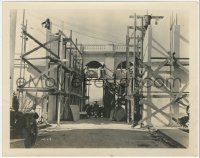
[17,87,56,92]
[151,57,189,60]
[158,129,189,148]
[23,57,51,60]
[143,95,173,98]
[70,105,80,121]
[144,61,189,66]
[142,91,189,94]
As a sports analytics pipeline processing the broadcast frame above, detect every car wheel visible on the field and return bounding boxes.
[23,121,38,148]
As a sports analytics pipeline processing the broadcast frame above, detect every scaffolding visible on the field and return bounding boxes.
[16,15,84,125]
[126,13,189,127]
[14,11,189,127]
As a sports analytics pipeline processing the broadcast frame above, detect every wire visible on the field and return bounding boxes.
[33,11,125,40]
[52,22,124,44]
[59,19,125,41]
[29,26,46,35]
[26,11,125,44]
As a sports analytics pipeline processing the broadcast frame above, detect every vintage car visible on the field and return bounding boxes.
[10,109,39,148]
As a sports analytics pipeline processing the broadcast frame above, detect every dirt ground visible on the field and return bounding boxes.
[10,118,173,148]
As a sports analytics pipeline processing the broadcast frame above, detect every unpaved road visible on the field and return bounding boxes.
[10,118,173,148]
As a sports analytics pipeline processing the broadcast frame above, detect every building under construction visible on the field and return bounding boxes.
[9,6,192,150]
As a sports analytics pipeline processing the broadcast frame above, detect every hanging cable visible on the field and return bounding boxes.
[30,11,125,40]
[52,22,124,44]
[26,11,125,44]
[29,26,46,35]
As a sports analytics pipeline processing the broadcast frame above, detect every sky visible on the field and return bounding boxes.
[12,2,191,102]
[14,2,190,56]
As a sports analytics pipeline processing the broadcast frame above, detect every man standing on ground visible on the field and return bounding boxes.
[93,101,99,118]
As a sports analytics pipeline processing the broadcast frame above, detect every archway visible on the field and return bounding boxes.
[84,61,104,117]
[85,61,102,69]
[115,61,133,80]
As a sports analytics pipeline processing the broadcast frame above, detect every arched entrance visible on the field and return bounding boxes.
[115,61,133,81]
[84,61,104,117]
[85,61,102,69]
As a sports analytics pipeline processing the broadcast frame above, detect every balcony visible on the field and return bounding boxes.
[81,44,134,53]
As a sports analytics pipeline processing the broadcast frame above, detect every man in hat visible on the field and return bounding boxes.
[12,92,19,112]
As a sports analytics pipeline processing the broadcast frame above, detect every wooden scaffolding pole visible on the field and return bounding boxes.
[19,10,26,110]
[57,21,64,125]
[146,25,152,125]
[10,9,17,107]
[172,19,181,117]
[126,26,130,123]
[131,13,137,122]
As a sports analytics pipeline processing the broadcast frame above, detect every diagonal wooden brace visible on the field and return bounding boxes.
[23,31,60,59]
[152,37,168,54]
[22,57,42,73]
[141,99,171,119]
[21,57,58,88]
[133,59,169,94]
[138,82,189,124]
[22,36,59,58]
[138,102,172,125]
[139,60,172,94]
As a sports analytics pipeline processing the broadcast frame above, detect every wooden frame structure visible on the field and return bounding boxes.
[126,13,189,127]
[15,11,189,127]
[17,17,84,125]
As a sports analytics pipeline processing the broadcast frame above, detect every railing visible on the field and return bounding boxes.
[80,44,134,52]
[83,45,106,51]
